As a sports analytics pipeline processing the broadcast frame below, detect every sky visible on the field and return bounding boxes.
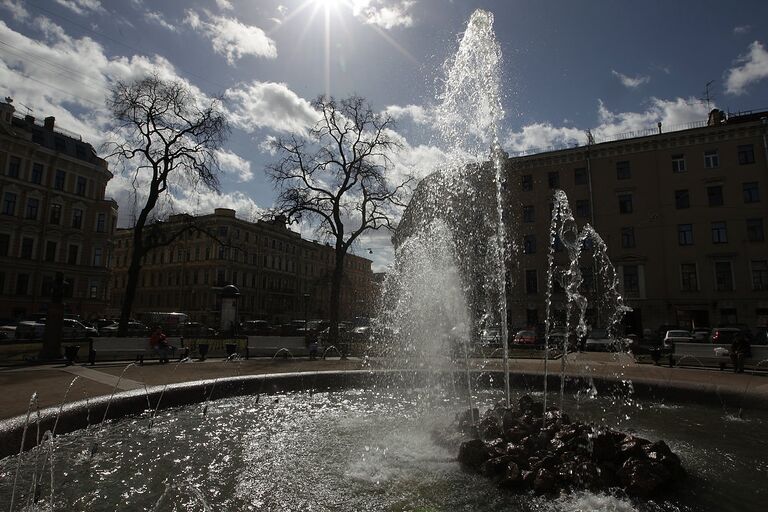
[2,0,768,271]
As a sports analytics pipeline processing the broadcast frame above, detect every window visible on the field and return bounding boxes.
[752,260,768,290]
[675,189,690,209]
[72,209,83,229]
[217,225,228,237]
[20,237,33,259]
[618,194,633,214]
[216,269,226,287]
[747,218,764,242]
[681,263,698,291]
[30,163,43,184]
[521,174,533,191]
[75,176,87,196]
[523,234,536,254]
[738,144,755,165]
[54,170,66,190]
[575,200,590,218]
[522,205,534,223]
[671,154,686,173]
[15,273,29,296]
[7,156,23,178]
[96,213,106,232]
[0,233,9,256]
[2,192,17,216]
[574,167,587,185]
[707,185,723,206]
[704,150,719,168]
[678,224,693,245]
[711,221,727,244]
[67,244,79,265]
[49,204,62,225]
[93,247,102,266]
[623,265,639,294]
[743,182,760,203]
[25,198,39,220]
[621,227,635,248]
[715,261,734,291]
[525,269,537,294]
[616,160,631,180]
[548,171,559,189]
[45,241,57,262]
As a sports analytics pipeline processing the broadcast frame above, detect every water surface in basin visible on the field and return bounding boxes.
[1,389,766,511]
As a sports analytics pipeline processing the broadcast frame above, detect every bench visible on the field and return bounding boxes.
[245,336,310,358]
[671,342,768,370]
[88,337,187,365]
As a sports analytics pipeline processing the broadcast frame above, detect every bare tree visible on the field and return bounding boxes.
[105,74,229,334]
[267,96,411,346]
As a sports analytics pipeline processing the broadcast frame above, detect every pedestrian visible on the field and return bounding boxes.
[149,325,170,364]
[730,332,751,373]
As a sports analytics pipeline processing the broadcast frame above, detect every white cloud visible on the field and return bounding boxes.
[53,0,105,16]
[725,41,768,95]
[734,25,751,35]
[216,149,253,182]
[144,11,178,32]
[350,0,415,29]
[184,9,277,65]
[225,81,319,134]
[611,69,650,88]
[383,104,433,125]
[504,97,710,152]
[215,0,234,10]
[0,0,28,20]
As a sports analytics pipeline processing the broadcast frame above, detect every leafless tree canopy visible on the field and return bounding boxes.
[267,96,411,251]
[105,74,229,200]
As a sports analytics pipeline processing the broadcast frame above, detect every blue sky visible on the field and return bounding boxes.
[2,0,768,269]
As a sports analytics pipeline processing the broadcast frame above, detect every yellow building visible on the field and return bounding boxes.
[510,109,768,333]
[0,99,117,321]
[109,208,374,327]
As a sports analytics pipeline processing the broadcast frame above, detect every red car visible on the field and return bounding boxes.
[514,330,536,344]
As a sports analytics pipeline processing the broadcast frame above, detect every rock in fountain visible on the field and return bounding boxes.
[435,395,686,498]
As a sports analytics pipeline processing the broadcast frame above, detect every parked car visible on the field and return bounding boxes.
[63,319,97,339]
[15,321,46,340]
[691,328,711,342]
[585,329,613,351]
[100,321,150,337]
[0,323,17,342]
[663,330,692,349]
[14,319,94,340]
[710,327,742,345]
[513,330,536,345]
[179,322,216,338]
[243,320,272,336]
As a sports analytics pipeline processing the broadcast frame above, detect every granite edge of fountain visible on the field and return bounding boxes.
[0,369,764,460]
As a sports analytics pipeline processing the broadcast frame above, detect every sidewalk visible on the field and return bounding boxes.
[1,354,766,420]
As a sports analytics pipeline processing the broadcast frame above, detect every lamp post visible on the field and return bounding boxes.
[303,292,310,343]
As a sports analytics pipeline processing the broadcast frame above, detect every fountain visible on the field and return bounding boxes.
[2,8,768,512]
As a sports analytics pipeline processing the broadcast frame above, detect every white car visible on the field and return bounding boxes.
[663,330,692,349]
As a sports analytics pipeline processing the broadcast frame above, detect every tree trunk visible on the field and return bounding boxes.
[119,227,144,336]
[328,248,345,349]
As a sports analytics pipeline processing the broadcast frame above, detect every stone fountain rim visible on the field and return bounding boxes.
[0,368,764,460]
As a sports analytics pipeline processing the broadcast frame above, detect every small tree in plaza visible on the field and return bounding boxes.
[267,95,411,346]
[105,74,229,335]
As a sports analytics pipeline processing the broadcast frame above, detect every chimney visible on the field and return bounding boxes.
[44,116,55,131]
[24,114,35,124]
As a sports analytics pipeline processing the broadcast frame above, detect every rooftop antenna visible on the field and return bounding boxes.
[700,80,715,111]
[19,102,33,115]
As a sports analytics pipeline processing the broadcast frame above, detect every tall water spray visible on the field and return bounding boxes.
[434,9,512,406]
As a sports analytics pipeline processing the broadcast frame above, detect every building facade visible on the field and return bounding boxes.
[109,208,374,327]
[0,99,117,321]
[510,110,768,334]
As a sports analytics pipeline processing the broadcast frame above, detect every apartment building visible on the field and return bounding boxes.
[0,99,118,321]
[511,109,768,333]
[109,208,374,326]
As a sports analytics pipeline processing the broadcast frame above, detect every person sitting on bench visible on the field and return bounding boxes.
[149,326,171,364]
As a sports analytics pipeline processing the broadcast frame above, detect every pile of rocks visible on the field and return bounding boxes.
[434,395,685,497]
